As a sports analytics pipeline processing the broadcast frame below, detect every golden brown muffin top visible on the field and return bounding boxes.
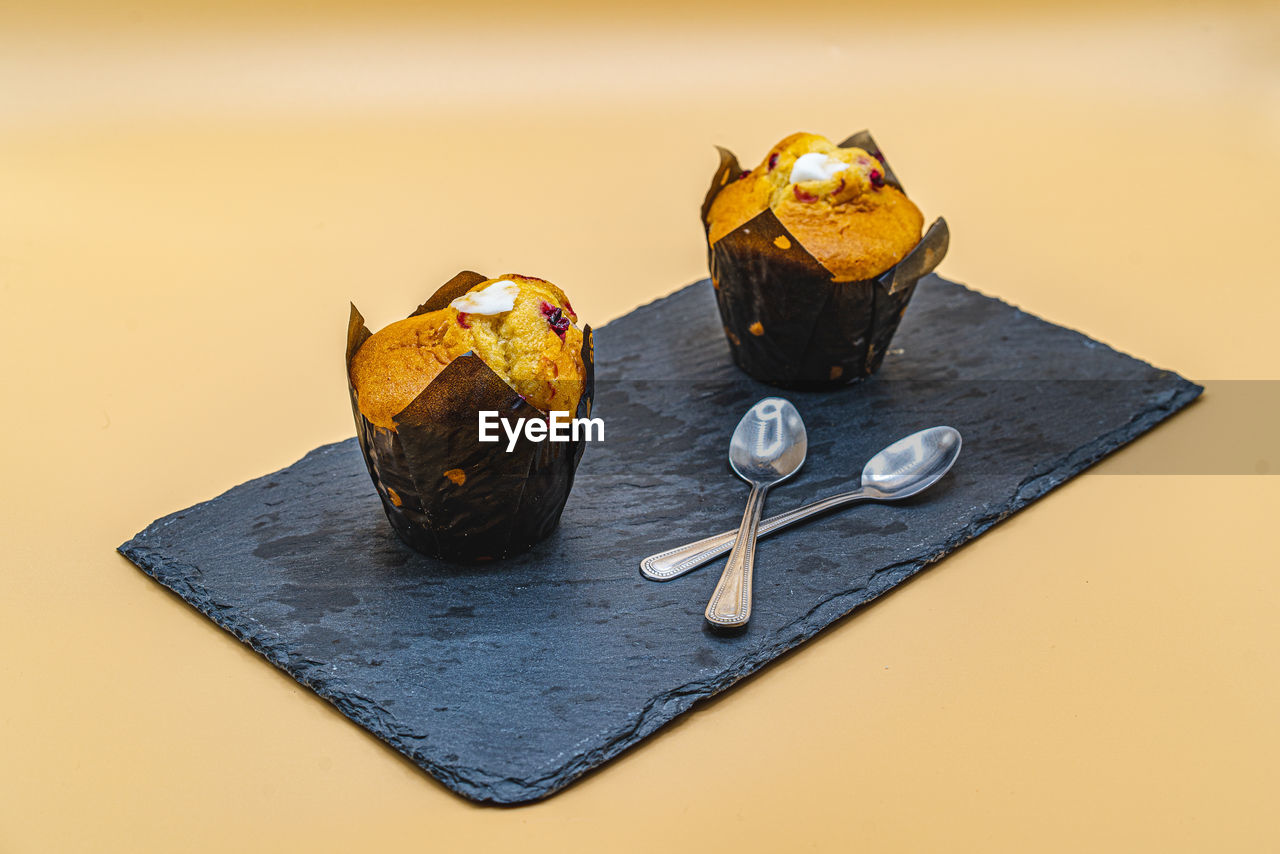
[706,132,924,281]
[350,275,585,429]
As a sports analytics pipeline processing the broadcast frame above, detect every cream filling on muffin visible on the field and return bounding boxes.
[449,279,519,315]
[789,152,848,184]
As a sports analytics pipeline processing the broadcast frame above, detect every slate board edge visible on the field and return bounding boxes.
[116,276,1204,805]
[901,275,1197,383]
[115,450,508,802]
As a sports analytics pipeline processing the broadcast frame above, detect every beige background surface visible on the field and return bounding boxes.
[2,1,1277,851]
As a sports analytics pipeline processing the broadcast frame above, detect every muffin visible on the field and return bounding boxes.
[701,130,949,388]
[707,133,924,282]
[351,274,585,428]
[345,271,594,563]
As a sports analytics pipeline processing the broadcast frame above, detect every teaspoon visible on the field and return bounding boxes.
[704,398,808,628]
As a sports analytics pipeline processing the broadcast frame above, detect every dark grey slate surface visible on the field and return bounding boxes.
[118,275,1201,804]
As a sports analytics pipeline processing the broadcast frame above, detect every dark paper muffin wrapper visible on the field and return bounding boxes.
[346,270,595,563]
[701,130,949,389]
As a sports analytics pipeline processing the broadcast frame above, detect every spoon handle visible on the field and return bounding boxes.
[641,489,868,581]
[705,485,770,628]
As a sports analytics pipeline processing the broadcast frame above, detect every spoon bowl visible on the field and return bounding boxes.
[729,398,808,486]
[860,426,962,500]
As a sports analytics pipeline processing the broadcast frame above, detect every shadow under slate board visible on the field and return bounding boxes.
[118,275,1201,804]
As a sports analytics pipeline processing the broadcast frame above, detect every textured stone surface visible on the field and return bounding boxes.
[118,275,1200,804]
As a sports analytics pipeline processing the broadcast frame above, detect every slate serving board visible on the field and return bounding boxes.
[119,275,1201,804]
